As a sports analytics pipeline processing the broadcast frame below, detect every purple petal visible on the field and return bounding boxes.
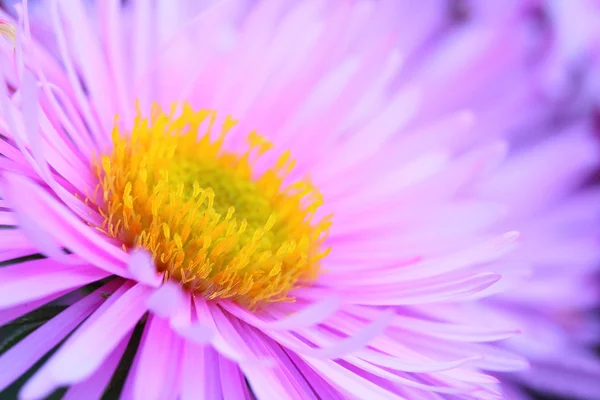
[131,315,183,400]
[0,258,109,309]
[180,343,222,400]
[128,249,162,288]
[221,295,341,331]
[0,280,120,393]
[62,330,131,400]
[21,282,151,399]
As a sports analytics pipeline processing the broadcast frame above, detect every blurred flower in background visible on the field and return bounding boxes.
[0,1,598,399]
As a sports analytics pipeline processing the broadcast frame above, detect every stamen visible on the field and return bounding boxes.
[92,102,331,307]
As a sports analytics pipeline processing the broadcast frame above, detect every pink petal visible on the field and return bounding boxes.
[343,357,474,395]
[98,0,133,123]
[221,295,341,331]
[2,173,76,264]
[234,325,321,400]
[340,272,502,305]
[2,172,130,277]
[146,281,186,318]
[180,343,223,400]
[21,282,151,399]
[49,0,107,146]
[131,315,184,400]
[200,300,273,366]
[0,249,41,264]
[0,290,69,326]
[284,350,345,399]
[128,250,162,288]
[302,358,398,400]
[337,232,519,286]
[62,330,131,400]
[294,309,394,359]
[0,280,120,393]
[0,211,16,225]
[219,355,253,400]
[0,258,109,309]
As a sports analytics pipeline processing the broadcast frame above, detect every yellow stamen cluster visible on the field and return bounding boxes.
[93,103,331,306]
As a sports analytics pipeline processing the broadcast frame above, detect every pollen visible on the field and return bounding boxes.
[92,103,331,307]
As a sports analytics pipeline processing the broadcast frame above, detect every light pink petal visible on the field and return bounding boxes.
[62,330,131,400]
[98,0,133,123]
[219,355,252,400]
[0,210,16,225]
[56,0,115,134]
[0,229,34,253]
[2,172,76,264]
[234,325,321,400]
[397,331,529,373]
[220,295,341,331]
[283,350,344,399]
[146,281,186,318]
[2,172,130,277]
[335,232,519,286]
[0,279,120,393]
[0,65,99,224]
[222,317,321,400]
[302,358,399,400]
[0,258,109,309]
[128,250,162,287]
[293,309,394,359]
[385,313,519,343]
[0,290,69,326]
[0,248,37,264]
[199,300,274,366]
[272,309,485,374]
[477,129,600,215]
[131,315,184,400]
[19,68,95,195]
[175,324,216,344]
[49,0,108,145]
[344,357,474,395]
[211,0,291,113]
[315,86,421,184]
[358,351,481,374]
[180,343,223,400]
[340,272,502,305]
[131,0,154,111]
[21,282,151,399]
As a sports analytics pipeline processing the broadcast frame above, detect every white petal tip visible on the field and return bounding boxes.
[147,281,186,318]
[128,250,162,287]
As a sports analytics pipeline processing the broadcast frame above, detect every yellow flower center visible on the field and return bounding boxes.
[93,103,331,306]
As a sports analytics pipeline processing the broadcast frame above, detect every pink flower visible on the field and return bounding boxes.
[0,1,598,399]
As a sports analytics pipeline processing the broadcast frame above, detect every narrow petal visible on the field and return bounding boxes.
[21,282,151,399]
[131,315,184,400]
[219,356,252,400]
[341,272,502,305]
[0,280,120,393]
[0,290,68,326]
[128,250,162,288]
[220,295,341,331]
[2,172,130,277]
[0,258,109,309]
[180,343,223,400]
[302,358,399,400]
[62,331,132,400]
[293,309,394,359]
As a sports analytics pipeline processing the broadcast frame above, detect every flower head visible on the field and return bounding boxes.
[0,1,598,400]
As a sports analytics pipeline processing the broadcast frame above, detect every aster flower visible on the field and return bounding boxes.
[0,1,598,400]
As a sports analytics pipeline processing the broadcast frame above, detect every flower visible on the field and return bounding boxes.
[0,1,598,399]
